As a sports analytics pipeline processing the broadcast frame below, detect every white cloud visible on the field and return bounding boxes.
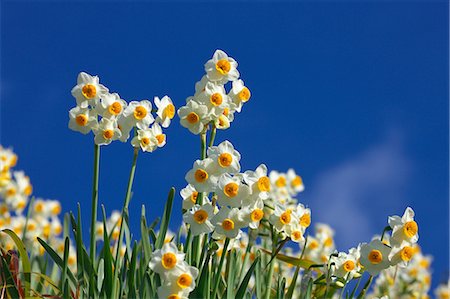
[305,131,411,250]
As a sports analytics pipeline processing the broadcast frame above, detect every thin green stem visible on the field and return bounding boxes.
[356,275,373,299]
[212,238,230,299]
[264,228,277,299]
[208,124,217,148]
[89,143,100,263]
[114,147,139,269]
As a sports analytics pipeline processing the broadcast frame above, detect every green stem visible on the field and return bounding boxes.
[356,275,373,299]
[114,147,139,269]
[208,124,217,148]
[89,143,100,263]
[212,238,230,299]
[265,228,277,299]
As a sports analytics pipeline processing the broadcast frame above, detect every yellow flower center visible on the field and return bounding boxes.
[156,134,166,145]
[6,188,16,197]
[223,107,230,116]
[33,202,43,213]
[133,105,148,120]
[193,210,208,224]
[75,114,88,126]
[210,93,223,106]
[190,191,199,204]
[108,102,122,115]
[17,200,26,209]
[308,240,318,249]
[52,204,61,215]
[275,176,286,187]
[299,213,311,228]
[222,218,235,231]
[194,169,208,183]
[27,222,36,231]
[161,252,177,269]
[24,184,32,196]
[291,230,302,241]
[279,211,291,225]
[141,137,150,146]
[223,182,239,198]
[343,260,355,272]
[163,104,175,119]
[419,259,430,268]
[82,84,97,99]
[187,112,199,124]
[215,59,231,75]
[218,153,233,167]
[68,256,76,266]
[291,176,303,187]
[167,295,180,299]
[257,176,270,192]
[324,237,333,247]
[368,249,383,264]
[400,246,414,262]
[403,221,418,238]
[177,273,192,288]
[250,209,264,222]
[103,130,114,139]
[238,87,251,102]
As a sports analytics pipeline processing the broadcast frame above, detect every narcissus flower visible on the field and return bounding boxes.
[331,248,361,280]
[131,128,158,152]
[180,184,203,211]
[360,239,391,275]
[96,92,127,119]
[208,140,241,174]
[389,207,419,246]
[216,173,251,208]
[151,123,167,148]
[185,158,217,193]
[269,204,298,234]
[204,50,240,84]
[212,206,246,239]
[178,100,209,135]
[71,72,109,108]
[389,240,416,268]
[165,261,199,293]
[286,169,304,194]
[244,164,271,201]
[122,100,154,129]
[68,106,97,135]
[228,79,251,113]
[93,118,122,145]
[242,199,264,230]
[183,203,215,236]
[155,96,175,128]
[196,82,229,118]
[148,242,185,279]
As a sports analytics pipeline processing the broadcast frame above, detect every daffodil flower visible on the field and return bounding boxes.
[155,96,175,128]
[204,50,240,84]
[183,203,215,236]
[71,72,109,108]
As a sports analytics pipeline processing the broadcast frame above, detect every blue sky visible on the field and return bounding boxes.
[1,0,448,289]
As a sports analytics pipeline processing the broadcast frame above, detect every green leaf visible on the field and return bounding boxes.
[260,248,315,270]
[236,255,260,299]
[226,249,237,299]
[155,187,175,249]
[2,228,31,297]
[101,206,113,298]
[127,241,138,298]
[1,253,20,299]
[286,265,301,299]
[36,237,77,287]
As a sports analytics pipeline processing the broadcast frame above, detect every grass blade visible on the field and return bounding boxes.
[155,187,175,249]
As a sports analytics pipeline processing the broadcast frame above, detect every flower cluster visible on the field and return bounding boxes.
[0,147,70,267]
[369,245,433,298]
[177,50,250,134]
[181,139,309,243]
[149,242,199,299]
[69,72,174,151]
